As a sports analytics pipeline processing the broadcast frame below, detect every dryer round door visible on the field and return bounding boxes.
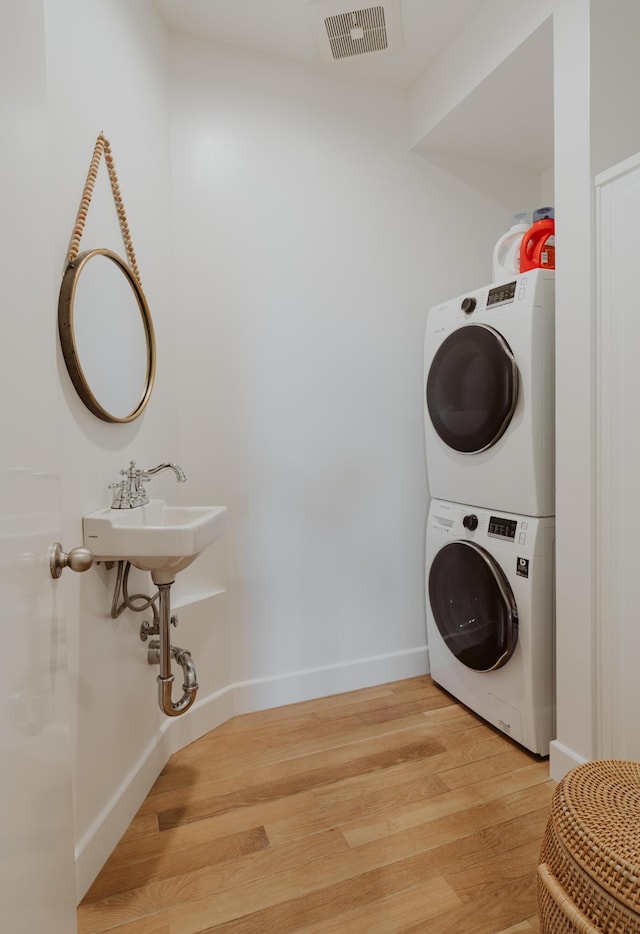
[428,540,518,672]
[426,324,519,453]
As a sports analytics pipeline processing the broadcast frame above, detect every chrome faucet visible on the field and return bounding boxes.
[110,461,187,509]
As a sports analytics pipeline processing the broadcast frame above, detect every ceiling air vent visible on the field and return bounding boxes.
[325,7,388,60]
[307,0,402,62]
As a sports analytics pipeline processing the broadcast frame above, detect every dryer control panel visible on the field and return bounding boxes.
[487,281,517,308]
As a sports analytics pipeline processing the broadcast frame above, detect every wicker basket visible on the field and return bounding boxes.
[538,760,640,933]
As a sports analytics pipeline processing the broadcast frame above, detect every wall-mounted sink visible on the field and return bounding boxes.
[83,499,227,584]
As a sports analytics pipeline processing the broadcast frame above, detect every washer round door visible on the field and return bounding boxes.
[428,540,518,672]
[426,324,518,453]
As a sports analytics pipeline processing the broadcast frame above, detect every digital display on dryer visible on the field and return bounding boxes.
[488,517,517,539]
[487,281,517,307]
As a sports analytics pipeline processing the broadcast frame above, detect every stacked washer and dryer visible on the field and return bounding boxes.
[423,269,555,755]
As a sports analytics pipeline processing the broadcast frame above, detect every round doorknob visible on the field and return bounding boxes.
[49,543,94,579]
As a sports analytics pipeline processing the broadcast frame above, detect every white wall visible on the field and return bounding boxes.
[169,35,514,713]
[550,0,640,780]
[549,0,594,779]
[409,0,554,151]
[406,1,554,217]
[591,0,640,176]
[0,3,77,929]
[43,0,183,898]
[590,2,640,764]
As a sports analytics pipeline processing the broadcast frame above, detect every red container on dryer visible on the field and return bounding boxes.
[520,207,555,272]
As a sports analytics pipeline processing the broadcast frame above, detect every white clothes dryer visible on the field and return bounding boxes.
[425,497,555,756]
[424,269,555,517]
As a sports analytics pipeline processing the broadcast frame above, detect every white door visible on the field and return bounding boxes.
[0,3,77,930]
[596,151,640,761]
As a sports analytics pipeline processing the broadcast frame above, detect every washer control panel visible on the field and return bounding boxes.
[488,516,517,540]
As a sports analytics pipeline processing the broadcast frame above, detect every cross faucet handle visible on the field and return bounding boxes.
[109,459,185,509]
[110,461,149,508]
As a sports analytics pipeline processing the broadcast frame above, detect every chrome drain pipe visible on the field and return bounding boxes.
[147,582,199,717]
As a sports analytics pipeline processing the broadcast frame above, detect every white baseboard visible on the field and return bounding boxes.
[74,730,168,901]
[549,739,589,782]
[75,645,428,901]
[231,646,429,714]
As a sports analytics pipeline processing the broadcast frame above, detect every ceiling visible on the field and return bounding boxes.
[152,0,554,180]
[152,0,487,93]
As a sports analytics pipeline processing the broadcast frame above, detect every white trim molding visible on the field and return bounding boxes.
[594,151,640,763]
[549,740,588,783]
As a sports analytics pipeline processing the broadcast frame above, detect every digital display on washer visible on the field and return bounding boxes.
[488,517,517,540]
[487,281,517,307]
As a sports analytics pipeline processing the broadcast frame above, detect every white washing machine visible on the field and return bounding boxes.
[424,269,555,517]
[425,497,555,756]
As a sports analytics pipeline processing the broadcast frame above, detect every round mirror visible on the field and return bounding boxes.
[58,249,156,423]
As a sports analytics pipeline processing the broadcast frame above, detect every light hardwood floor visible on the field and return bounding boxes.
[77,676,555,933]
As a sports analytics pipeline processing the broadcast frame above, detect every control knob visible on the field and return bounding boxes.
[461,297,476,315]
[463,514,478,531]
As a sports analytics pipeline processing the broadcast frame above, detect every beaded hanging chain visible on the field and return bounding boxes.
[66,132,142,288]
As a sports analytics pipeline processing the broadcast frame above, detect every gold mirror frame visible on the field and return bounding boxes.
[58,248,156,423]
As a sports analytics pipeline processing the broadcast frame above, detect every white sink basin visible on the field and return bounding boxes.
[83,499,227,583]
